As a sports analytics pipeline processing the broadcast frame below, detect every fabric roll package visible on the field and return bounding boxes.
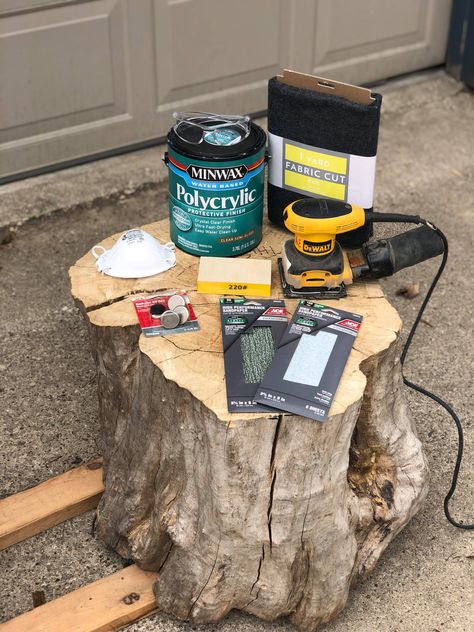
[267,70,382,248]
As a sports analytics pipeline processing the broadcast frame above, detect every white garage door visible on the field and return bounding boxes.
[0,0,453,181]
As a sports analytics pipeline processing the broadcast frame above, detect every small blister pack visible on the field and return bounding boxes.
[133,291,199,337]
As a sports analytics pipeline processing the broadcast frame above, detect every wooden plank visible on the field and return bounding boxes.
[0,564,158,632]
[0,459,104,550]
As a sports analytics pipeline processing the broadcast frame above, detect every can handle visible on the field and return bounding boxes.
[172,112,251,145]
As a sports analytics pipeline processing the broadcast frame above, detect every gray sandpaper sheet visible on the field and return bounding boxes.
[255,300,362,422]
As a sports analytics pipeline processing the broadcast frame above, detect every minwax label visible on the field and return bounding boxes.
[168,148,265,256]
[268,132,376,208]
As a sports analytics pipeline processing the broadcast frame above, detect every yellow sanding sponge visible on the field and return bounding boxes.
[197,257,272,296]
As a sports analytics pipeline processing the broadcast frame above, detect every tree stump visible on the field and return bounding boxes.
[69,219,429,631]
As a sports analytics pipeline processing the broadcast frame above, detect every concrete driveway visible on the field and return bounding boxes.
[0,71,473,632]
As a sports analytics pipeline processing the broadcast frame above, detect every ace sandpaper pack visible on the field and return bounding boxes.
[267,70,382,247]
[219,298,287,413]
[255,301,363,422]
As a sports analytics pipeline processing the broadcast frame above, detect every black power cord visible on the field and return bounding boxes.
[369,213,473,529]
[401,223,473,529]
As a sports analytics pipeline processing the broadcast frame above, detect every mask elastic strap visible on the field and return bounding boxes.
[91,245,106,259]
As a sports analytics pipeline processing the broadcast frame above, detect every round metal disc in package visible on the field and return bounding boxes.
[150,303,166,319]
[168,294,186,310]
[161,310,180,329]
[173,305,189,324]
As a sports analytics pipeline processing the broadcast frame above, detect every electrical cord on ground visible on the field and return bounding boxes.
[373,215,473,529]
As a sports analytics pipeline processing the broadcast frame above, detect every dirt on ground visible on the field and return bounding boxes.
[0,73,473,631]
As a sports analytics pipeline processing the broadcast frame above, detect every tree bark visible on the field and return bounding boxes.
[70,219,429,631]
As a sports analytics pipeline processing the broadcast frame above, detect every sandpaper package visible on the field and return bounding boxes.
[267,70,382,247]
[255,301,362,421]
[220,298,287,412]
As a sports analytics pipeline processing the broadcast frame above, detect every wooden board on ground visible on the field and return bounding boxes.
[0,459,104,550]
[0,564,157,632]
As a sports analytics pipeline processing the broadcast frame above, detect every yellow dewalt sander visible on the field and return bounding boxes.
[278,197,445,299]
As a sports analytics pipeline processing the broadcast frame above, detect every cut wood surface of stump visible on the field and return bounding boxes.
[69,218,429,631]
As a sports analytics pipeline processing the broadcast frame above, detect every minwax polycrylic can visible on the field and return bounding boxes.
[167,113,266,257]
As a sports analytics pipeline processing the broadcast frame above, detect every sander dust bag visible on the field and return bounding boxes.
[267,70,382,247]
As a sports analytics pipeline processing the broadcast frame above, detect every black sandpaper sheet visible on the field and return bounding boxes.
[267,75,382,247]
[219,298,288,412]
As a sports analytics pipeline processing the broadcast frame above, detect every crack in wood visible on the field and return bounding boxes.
[223,418,232,456]
[267,469,277,553]
[249,545,265,596]
[84,282,214,317]
[300,467,316,547]
[188,533,222,619]
[267,415,282,553]
[399,464,418,500]
[156,349,195,366]
[244,587,261,610]
[161,336,221,355]
[108,408,128,466]
[290,541,311,614]
[202,377,225,405]
[85,287,171,313]
[157,542,174,573]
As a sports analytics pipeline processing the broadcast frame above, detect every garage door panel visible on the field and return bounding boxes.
[0,0,96,14]
[165,0,280,87]
[0,0,134,146]
[1,19,115,131]
[0,0,454,181]
[153,0,290,110]
[317,0,428,57]
[313,0,452,83]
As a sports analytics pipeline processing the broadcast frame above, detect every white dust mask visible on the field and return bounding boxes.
[92,229,176,278]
